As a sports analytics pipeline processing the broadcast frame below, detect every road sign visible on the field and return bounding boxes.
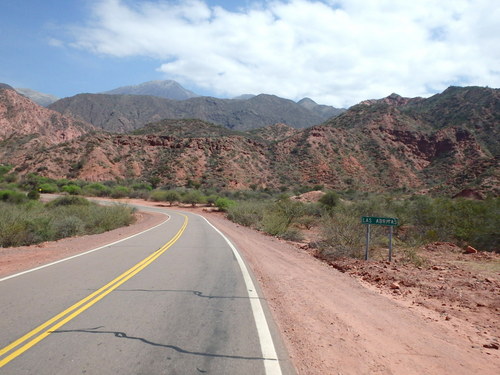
[361,216,398,226]
[362,216,398,261]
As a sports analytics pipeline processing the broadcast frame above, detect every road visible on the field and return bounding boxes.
[0,205,291,374]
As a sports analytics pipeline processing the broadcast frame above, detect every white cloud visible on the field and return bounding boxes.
[68,0,500,107]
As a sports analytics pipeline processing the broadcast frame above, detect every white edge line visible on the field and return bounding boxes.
[198,214,283,375]
[0,213,170,283]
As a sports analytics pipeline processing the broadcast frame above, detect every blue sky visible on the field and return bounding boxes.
[1,0,499,107]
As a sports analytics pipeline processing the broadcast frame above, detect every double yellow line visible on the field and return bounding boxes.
[0,214,188,368]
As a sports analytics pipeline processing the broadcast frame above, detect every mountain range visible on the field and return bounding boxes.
[48,92,345,132]
[0,84,498,197]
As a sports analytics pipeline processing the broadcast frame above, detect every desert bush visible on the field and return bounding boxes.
[52,215,85,239]
[131,182,153,191]
[319,190,340,212]
[318,206,366,259]
[205,194,218,206]
[39,183,58,193]
[296,215,316,229]
[261,198,305,236]
[62,185,82,195]
[399,247,427,267]
[27,190,40,200]
[46,196,90,207]
[83,183,111,197]
[215,197,236,212]
[182,190,206,206]
[110,186,130,199]
[226,200,267,227]
[280,228,304,242]
[149,190,181,205]
[0,189,27,204]
[164,190,181,205]
[149,190,169,202]
[83,204,135,233]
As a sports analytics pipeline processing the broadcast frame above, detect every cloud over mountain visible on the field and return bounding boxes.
[65,0,500,107]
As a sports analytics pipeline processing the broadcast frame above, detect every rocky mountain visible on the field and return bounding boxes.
[48,93,343,132]
[0,85,95,160]
[14,87,59,107]
[2,85,498,197]
[103,80,199,100]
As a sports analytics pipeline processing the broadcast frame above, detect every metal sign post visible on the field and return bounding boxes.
[361,216,398,261]
[365,224,371,260]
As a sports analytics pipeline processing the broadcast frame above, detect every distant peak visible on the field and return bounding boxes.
[297,97,318,110]
[298,97,317,104]
[0,83,15,91]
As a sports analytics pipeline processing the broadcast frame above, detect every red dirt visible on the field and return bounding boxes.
[1,199,499,374]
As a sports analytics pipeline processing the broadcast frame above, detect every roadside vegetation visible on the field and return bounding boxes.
[0,167,498,254]
[0,194,135,247]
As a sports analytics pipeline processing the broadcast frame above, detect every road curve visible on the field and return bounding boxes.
[0,204,293,374]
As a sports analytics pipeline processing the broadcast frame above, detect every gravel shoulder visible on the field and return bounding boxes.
[1,199,498,374]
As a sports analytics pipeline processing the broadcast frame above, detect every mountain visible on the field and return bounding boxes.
[298,97,346,119]
[103,80,199,100]
[49,93,343,132]
[233,94,256,100]
[14,87,59,107]
[0,85,95,161]
[3,86,498,197]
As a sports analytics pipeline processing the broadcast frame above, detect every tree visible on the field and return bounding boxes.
[182,190,206,207]
[164,190,181,206]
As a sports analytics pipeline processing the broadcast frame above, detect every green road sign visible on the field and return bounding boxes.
[361,216,398,226]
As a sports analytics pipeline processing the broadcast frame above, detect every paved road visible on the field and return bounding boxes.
[0,205,292,374]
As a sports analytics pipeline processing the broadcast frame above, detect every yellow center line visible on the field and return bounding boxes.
[0,214,188,368]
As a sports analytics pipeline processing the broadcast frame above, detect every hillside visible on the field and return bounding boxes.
[1,85,498,196]
[48,93,344,132]
[0,86,95,161]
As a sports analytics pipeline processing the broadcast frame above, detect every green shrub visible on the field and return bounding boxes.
[53,216,85,239]
[62,185,82,195]
[319,191,340,211]
[149,190,169,202]
[226,201,267,227]
[27,190,40,200]
[164,190,181,206]
[83,183,111,197]
[0,190,27,204]
[262,198,305,235]
[110,186,130,199]
[39,183,58,193]
[46,196,90,207]
[182,190,206,206]
[206,194,218,206]
[131,182,152,191]
[149,190,182,205]
[280,228,304,242]
[215,197,236,212]
[319,206,365,259]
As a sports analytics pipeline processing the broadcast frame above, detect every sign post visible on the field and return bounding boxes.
[364,224,371,261]
[361,216,398,261]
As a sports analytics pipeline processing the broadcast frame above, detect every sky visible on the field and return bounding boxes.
[0,0,499,107]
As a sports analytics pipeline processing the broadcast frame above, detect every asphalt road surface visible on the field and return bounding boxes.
[0,205,292,374]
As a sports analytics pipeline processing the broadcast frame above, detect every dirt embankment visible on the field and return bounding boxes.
[1,200,498,374]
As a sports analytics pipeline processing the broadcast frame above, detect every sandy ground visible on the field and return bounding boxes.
[1,199,499,374]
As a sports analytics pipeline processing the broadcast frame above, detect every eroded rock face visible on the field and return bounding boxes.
[1,86,498,196]
[0,87,94,144]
